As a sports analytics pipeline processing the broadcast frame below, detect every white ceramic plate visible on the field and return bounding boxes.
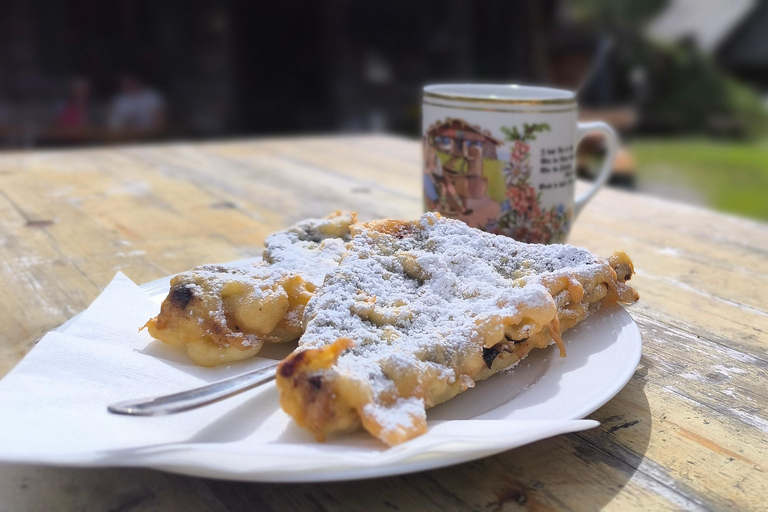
[56,270,642,482]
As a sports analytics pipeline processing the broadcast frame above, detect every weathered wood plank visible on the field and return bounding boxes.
[0,466,231,512]
[0,191,102,376]
[570,227,768,362]
[581,350,766,510]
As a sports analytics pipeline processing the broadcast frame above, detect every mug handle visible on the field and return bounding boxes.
[574,121,619,216]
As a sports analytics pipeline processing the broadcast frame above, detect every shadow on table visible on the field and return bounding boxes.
[460,365,654,510]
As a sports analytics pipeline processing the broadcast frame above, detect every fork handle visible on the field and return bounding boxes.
[108,362,279,416]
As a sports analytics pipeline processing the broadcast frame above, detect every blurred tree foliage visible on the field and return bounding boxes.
[570,0,768,138]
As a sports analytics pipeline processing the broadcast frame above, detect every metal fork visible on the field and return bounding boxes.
[107,362,279,416]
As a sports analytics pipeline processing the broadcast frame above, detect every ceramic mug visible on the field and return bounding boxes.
[422,84,617,244]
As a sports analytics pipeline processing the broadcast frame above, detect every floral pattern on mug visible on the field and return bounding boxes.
[495,123,573,244]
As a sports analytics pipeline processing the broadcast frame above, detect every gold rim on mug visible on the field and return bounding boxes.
[423,87,576,106]
[422,99,577,114]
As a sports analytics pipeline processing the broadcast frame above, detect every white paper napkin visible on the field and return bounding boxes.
[0,273,598,480]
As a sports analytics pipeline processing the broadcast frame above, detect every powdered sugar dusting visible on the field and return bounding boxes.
[167,213,355,347]
[363,397,426,436]
[263,212,355,286]
[183,212,353,296]
[262,234,346,287]
[301,213,612,423]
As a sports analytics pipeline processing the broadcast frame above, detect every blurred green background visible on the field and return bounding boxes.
[633,139,768,221]
[571,0,768,221]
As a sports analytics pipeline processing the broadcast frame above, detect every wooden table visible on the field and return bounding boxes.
[0,135,766,511]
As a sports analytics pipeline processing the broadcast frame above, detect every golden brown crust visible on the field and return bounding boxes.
[144,266,311,365]
[144,212,356,366]
[277,338,361,440]
[276,214,639,445]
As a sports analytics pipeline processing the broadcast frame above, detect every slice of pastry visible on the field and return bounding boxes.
[144,212,356,366]
[276,213,638,445]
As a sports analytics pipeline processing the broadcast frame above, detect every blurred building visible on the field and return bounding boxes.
[647,0,768,88]
[718,1,768,88]
[646,0,755,54]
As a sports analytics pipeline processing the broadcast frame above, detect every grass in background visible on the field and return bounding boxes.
[630,138,768,222]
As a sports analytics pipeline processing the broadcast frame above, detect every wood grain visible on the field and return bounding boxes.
[0,135,766,511]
